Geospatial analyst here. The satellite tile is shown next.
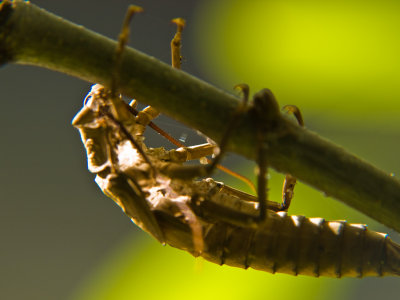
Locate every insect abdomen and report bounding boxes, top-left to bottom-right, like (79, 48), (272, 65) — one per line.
(200, 211), (400, 277)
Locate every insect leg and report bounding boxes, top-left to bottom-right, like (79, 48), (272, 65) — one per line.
(255, 128), (268, 221)
(171, 18), (186, 69)
(204, 84), (250, 174)
(102, 6), (164, 242)
(116, 17), (186, 140)
(190, 88), (285, 227)
(167, 143), (217, 162)
(109, 11), (184, 139)
(251, 89), (282, 222)
(165, 85), (247, 165)
(110, 5), (143, 104)
(171, 24), (256, 190)
(173, 83), (249, 175)
(129, 17), (186, 129)
(121, 18), (256, 191)
(117, 17), (186, 144)
(280, 105), (304, 211)
(159, 84), (249, 180)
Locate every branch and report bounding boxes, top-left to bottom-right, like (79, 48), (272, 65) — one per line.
(2, 0), (400, 231)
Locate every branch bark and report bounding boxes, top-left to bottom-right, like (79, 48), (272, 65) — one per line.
(2, 0), (400, 231)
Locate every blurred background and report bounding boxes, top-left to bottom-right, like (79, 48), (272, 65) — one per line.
(1, 0), (400, 299)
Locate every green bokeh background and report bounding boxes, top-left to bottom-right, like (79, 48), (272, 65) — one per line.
(72, 0), (400, 299)
(193, 0), (400, 122)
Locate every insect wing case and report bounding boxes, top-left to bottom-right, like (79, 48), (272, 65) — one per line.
(73, 85), (400, 278)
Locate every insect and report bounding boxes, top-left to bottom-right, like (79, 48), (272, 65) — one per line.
(72, 6), (400, 278)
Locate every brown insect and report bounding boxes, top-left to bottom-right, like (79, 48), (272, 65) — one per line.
(72, 5), (400, 278)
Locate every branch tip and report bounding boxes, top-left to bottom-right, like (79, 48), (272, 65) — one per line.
(0, 0), (16, 66)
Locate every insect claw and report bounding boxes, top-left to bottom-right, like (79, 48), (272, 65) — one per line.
(130, 5), (144, 13)
(171, 17), (186, 30)
(234, 83), (250, 104)
(282, 104), (304, 127)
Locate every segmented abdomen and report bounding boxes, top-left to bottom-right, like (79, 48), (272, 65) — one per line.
(198, 211), (400, 277)
(92, 167), (400, 278)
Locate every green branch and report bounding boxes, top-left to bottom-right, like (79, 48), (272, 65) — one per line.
(2, 0), (400, 231)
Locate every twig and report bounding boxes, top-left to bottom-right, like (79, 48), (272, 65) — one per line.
(1, 0), (400, 232)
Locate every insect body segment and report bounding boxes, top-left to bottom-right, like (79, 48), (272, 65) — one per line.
(193, 210), (400, 277)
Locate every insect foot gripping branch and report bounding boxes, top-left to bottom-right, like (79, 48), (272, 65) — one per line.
(72, 83), (400, 278)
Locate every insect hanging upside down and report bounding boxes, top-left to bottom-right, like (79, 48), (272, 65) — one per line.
(72, 5), (400, 278)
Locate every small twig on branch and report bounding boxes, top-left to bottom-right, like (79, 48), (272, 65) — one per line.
(1, 0), (400, 231)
